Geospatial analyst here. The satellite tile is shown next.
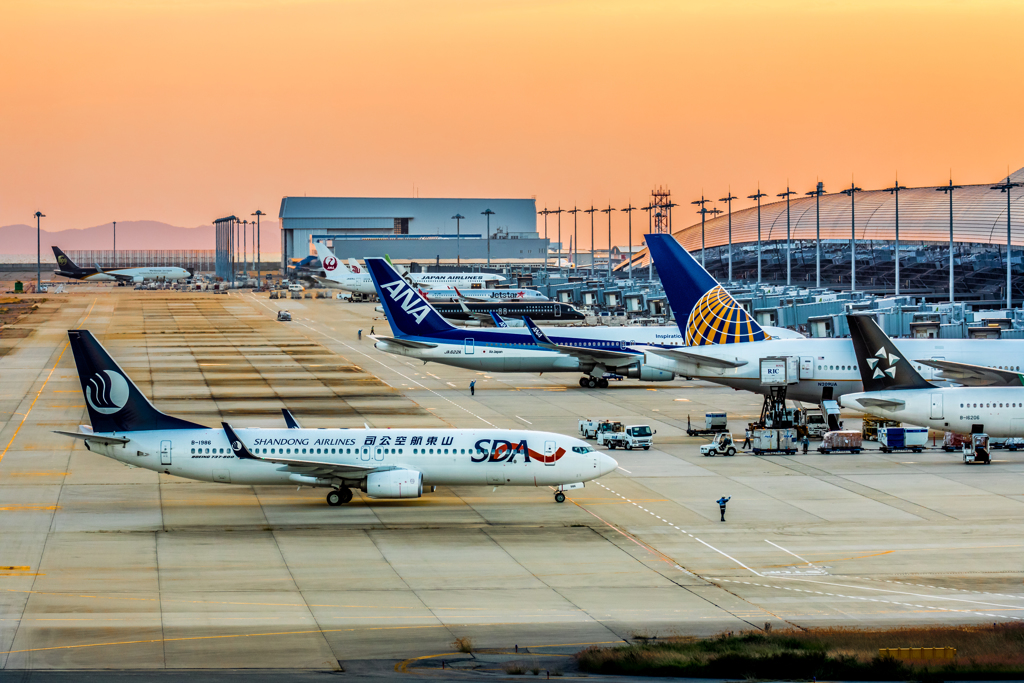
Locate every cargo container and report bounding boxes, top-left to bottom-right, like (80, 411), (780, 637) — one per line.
(942, 432), (970, 452)
(878, 427), (927, 453)
(818, 430), (862, 454)
(686, 412), (728, 436)
(752, 428), (797, 455)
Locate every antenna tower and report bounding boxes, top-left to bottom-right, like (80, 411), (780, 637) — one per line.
(651, 185), (672, 233)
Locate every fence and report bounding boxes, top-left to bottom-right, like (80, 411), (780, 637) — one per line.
(66, 250), (217, 271)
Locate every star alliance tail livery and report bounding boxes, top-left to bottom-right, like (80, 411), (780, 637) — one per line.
(58, 330), (616, 506)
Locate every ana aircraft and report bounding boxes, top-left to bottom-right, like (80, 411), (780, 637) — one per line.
(311, 242), (505, 295)
(637, 234), (1024, 402)
(52, 247), (190, 284)
(57, 330), (614, 506)
(841, 315), (1024, 437)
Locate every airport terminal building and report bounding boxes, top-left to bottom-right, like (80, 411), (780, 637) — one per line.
(278, 196), (548, 270)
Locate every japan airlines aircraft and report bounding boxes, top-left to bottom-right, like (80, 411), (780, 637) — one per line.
(637, 234), (1024, 402)
(57, 330), (614, 506)
(841, 315), (1024, 437)
(52, 247), (190, 283)
(311, 242), (505, 295)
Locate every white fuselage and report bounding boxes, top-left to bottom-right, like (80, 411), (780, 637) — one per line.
(74, 267), (190, 282)
(317, 271), (505, 295)
(424, 289), (549, 303)
(843, 387), (1024, 436)
(83, 427), (615, 489)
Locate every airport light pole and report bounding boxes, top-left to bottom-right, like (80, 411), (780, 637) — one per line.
(451, 213), (465, 265)
(747, 188), (767, 284)
(601, 205), (614, 278)
(539, 209), (549, 269)
(585, 205), (598, 277)
(621, 204), (637, 280)
(690, 196), (710, 268)
(112, 221), (116, 269)
(34, 211), (44, 290)
(550, 207), (564, 276)
(777, 187), (796, 286)
(567, 206), (580, 276)
(805, 182), (825, 289)
(935, 179), (961, 302)
(991, 176), (1022, 308)
(719, 192), (738, 281)
(482, 208), (495, 266)
(252, 210), (264, 280)
(706, 208), (723, 274)
(840, 183), (862, 292)
(242, 219), (249, 277)
(883, 179), (906, 296)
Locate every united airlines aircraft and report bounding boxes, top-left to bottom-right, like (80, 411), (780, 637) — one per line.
(57, 331), (615, 507)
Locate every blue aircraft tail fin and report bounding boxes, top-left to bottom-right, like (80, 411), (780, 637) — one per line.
(644, 234), (769, 345)
(364, 258), (456, 336)
(490, 312), (508, 327)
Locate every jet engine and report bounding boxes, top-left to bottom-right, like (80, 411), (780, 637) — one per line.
(624, 363), (675, 382)
(363, 469), (422, 498)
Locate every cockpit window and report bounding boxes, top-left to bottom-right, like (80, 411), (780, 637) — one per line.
(572, 446), (594, 454)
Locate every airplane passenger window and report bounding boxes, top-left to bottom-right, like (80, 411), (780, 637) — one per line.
(191, 448), (195, 454)
(399, 449), (403, 454)
(429, 448), (434, 454)
(444, 449), (449, 454)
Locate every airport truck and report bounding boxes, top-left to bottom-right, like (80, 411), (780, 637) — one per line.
(686, 412), (728, 437)
(602, 425), (654, 450)
(578, 418), (609, 440)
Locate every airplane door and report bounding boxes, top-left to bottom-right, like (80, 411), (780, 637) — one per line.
(464, 338), (475, 355)
(800, 357), (814, 379)
(160, 440), (172, 466)
(930, 393), (943, 419)
(544, 440), (557, 466)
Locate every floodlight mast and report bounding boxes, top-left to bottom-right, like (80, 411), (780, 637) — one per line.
(805, 183), (825, 289)
(252, 210), (265, 280)
(549, 207), (564, 276)
(690, 196), (711, 268)
(777, 187), (796, 285)
(991, 176), (1022, 309)
(839, 183), (862, 292)
(584, 205), (598, 277)
(747, 188), (767, 284)
(451, 213), (465, 265)
(539, 208), (550, 269)
(481, 208), (495, 266)
(935, 179), (961, 303)
(34, 211), (45, 289)
(719, 192), (738, 281)
(621, 204), (637, 280)
(600, 205), (614, 278)
(567, 206), (580, 276)
(882, 180), (906, 296)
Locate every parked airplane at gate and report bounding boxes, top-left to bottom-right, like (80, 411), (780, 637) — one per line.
(52, 247), (190, 284)
(841, 315), (1024, 437)
(638, 234), (1024, 402)
(57, 330), (614, 506)
(311, 242), (504, 294)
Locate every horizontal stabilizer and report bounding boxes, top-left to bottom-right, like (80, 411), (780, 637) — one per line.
(52, 430), (130, 445)
(373, 336), (437, 349)
(916, 359), (1024, 387)
(642, 347), (748, 369)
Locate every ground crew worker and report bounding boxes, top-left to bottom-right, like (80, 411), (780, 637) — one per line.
(470, 380), (476, 396)
(717, 496), (731, 522)
(802, 434), (810, 454)
(742, 427), (752, 450)
(358, 329), (362, 340)
(370, 326), (375, 336)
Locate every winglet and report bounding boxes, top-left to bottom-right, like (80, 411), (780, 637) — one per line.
(222, 422), (258, 460)
(281, 409), (301, 429)
(95, 263), (105, 274)
(522, 315), (555, 347)
(490, 312), (508, 328)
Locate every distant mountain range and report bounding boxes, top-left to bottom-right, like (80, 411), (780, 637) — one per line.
(0, 220), (279, 255)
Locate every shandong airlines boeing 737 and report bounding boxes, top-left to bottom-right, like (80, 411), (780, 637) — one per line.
(57, 331), (615, 506)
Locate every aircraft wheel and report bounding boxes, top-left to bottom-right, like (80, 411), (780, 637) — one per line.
(587, 378), (598, 388)
(326, 490), (343, 506)
(578, 377), (588, 388)
(598, 378), (609, 389)
(554, 492), (566, 503)
(338, 487), (353, 504)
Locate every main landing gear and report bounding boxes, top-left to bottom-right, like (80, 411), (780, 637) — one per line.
(326, 487), (353, 506)
(554, 491), (566, 503)
(578, 377), (609, 389)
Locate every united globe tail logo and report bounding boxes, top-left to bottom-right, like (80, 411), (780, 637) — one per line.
(85, 370), (130, 415)
(685, 286), (770, 345)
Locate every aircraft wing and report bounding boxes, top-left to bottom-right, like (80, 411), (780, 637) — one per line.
(521, 315), (638, 366)
(458, 302), (496, 324)
(916, 359), (1024, 386)
(95, 264), (134, 282)
(222, 423), (380, 477)
(641, 346), (749, 369)
(53, 429), (131, 445)
(371, 335), (437, 349)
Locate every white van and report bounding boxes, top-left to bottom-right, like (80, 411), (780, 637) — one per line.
(288, 282), (305, 292)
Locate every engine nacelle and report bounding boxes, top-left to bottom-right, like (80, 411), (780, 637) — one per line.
(363, 469), (422, 498)
(624, 363), (675, 382)
(133, 275), (144, 283)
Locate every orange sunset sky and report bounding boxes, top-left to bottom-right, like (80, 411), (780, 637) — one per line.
(2, 0), (1023, 242)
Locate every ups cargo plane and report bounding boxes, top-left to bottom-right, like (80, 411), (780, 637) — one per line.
(52, 247), (190, 283)
(57, 331), (615, 506)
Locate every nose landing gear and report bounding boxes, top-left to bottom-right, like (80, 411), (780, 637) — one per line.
(326, 487), (353, 506)
(554, 491), (566, 503)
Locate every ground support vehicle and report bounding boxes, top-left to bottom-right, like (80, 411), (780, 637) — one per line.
(1003, 438), (1024, 451)
(602, 425), (654, 450)
(878, 427), (927, 454)
(277, 310), (292, 322)
(700, 432), (737, 457)
(800, 408), (828, 439)
(752, 428), (797, 455)
(862, 415), (900, 441)
(964, 433), (991, 464)
(686, 412), (728, 437)
(942, 432), (970, 452)
(595, 421), (625, 446)
(578, 418), (609, 440)
(819, 430), (862, 454)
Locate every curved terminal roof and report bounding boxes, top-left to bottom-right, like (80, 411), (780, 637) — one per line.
(625, 168), (1024, 269)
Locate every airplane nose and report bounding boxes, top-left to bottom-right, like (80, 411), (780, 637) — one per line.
(600, 453), (617, 476)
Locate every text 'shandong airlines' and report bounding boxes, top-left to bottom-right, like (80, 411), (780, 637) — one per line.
(57, 330), (614, 506)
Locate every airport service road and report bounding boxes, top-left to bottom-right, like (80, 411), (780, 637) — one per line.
(0, 289), (1021, 674)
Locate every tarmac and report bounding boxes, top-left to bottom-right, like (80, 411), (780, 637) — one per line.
(1, 285), (1023, 677)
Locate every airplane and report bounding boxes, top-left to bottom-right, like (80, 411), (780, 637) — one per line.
(841, 315), (1024, 437)
(429, 286), (549, 303)
(637, 233), (1024, 402)
(52, 247), (190, 284)
(310, 241), (505, 295)
(56, 330), (617, 506)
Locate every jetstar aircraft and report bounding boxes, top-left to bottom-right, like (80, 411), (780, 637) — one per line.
(366, 256), (773, 388)
(56, 330), (616, 506)
(841, 314), (1024, 437)
(310, 241), (504, 295)
(636, 233), (1024, 402)
(52, 247), (190, 284)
